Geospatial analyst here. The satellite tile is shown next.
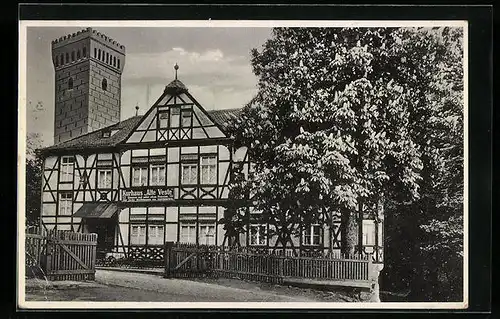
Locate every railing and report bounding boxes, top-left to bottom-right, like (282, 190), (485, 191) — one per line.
(164, 242), (375, 287)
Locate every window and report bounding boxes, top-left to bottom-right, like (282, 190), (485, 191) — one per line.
(77, 50), (81, 60)
(303, 225), (322, 246)
(106, 52), (109, 64)
(180, 224), (196, 243)
(83, 47), (87, 57)
(150, 164), (166, 186)
(200, 155), (216, 184)
(148, 225), (164, 245)
(68, 77), (74, 90)
(94, 48), (97, 58)
(199, 224), (215, 245)
(118, 59), (120, 69)
(249, 224), (267, 246)
(132, 166), (148, 186)
(55, 56), (59, 67)
(170, 107), (180, 128)
(60, 53), (64, 65)
(59, 192), (72, 216)
(60, 156), (74, 182)
(181, 162), (198, 185)
(158, 111), (169, 128)
(181, 109), (192, 127)
(102, 78), (108, 91)
(130, 225), (146, 245)
(98, 169), (112, 189)
(98, 49), (101, 60)
(102, 130), (111, 138)
(362, 220), (376, 246)
(113, 56), (116, 67)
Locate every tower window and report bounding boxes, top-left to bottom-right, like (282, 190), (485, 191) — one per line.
(55, 56), (59, 67)
(68, 77), (74, 90)
(71, 51), (75, 62)
(117, 59), (120, 69)
(61, 54), (64, 65)
(106, 52), (109, 64)
(94, 48), (97, 58)
(113, 56), (116, 67)
(98, 49), (101, 60)
(102, 78), (108, 91)
(83, 47), (87, 57)
(65, 53), (69, 64)
(77, 50), (81, 60)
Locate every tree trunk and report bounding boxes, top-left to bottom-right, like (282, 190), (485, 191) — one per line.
(340, 208), (358, 257)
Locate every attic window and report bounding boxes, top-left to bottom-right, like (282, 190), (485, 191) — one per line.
(102, 129), (118, 138)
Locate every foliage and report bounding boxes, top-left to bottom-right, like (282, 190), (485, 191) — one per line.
(26, 133), (43, 225)
(225, 27), (464, 301)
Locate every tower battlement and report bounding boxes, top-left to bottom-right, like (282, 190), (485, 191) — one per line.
(52, 27), (125, 54)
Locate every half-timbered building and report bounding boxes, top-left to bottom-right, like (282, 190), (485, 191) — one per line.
(38, 29), (384, 266)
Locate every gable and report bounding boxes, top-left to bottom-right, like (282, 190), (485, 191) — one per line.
(125, 81), (230, 144)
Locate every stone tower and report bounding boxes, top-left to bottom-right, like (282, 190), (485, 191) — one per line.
(51, 28), (126, 144)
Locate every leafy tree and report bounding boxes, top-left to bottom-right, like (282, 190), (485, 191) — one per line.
(26, 133), (43, 225)
(225, 27), (464, 301)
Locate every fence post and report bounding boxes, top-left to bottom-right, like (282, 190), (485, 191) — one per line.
(164, 241), (175, 278)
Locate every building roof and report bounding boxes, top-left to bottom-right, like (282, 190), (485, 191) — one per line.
(41, 108), (241, 153)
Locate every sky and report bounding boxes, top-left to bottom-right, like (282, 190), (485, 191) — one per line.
(25, 26), (273, 146)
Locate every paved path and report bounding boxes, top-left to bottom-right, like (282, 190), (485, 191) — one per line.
(93, 270), (315, 302)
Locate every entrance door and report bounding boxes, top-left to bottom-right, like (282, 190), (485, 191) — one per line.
(86, 218), (116, 259)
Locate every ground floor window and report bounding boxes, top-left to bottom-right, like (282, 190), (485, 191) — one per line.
(199, 224), (216, 245)
(180, 223), (196, 243)
(249, 224), (267, 246)
(130, 225), (146, 245)
(148, 225), (165, 245)
(303, 224), (322, 246)
(362, 220), (376, 246)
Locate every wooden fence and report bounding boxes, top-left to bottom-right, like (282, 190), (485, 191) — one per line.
(24, 227), (98, 281)
(164, 242), (374, 287)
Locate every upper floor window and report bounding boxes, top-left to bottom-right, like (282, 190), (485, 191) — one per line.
(180, 223), (196, 244)
(97, 169), (112, 189)
(132, 166), (148, 187)
(60, 53), (64, 65)
(181, 109), (192, 127)
(94, 48), (97, 58)
(77, 50), (81, 60)
(150, 164), (166, 186)
(68, 77), (74, 90)
(65, 53), (69, 64)
(181, 162), (197, 185)
(200, 155), (216, 184)
(55, 56), (59, 67)
(148, 225), (164, 245)
(249, 224), (267, 246)
(199, 224), (215, 245)
(98, 49), (102, 60)
(82, 47), (87, 57)
(117, 59), (120, 69)
(102, 78), (108, 91)
(58, 192), (72, 216)
(102, 130), (111, 138)
(60, 156), (74, 182)
(113, 56), (116, 67)
(71, 51), (75, 62)
(303, 224), (322, 246)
